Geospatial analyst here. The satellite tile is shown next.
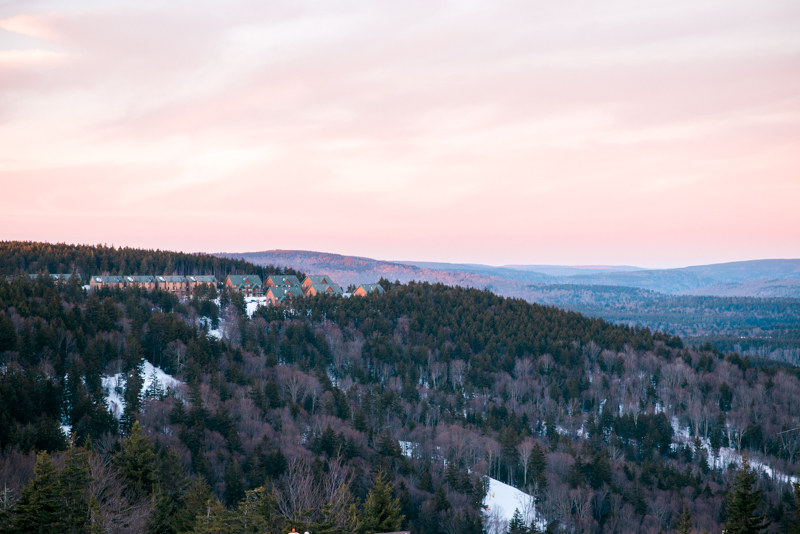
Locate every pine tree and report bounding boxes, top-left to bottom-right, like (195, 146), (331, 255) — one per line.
(629, 480), (647, 516)
(10, 452), (65, 534)
(724, 457), (769, 534)
(223, 457), (245, 507)
(377, 429), (401, 458)
(144, 368), (164, 400)
(353, 409), (368, 433)
(171, 479), (216, 534)
(508, 508), (530, 534)
(189, 497), (229, 534)
(527, 443), (547, 496)
(114, 420), (157, 498)
(358, 470), (403, 534)
(791, 483), (800, 534)
(58, 444), (91, 534)
(0, 312), (17, 352)
(677, 505), (692, 534)
(121, 360), (144, 433)
(86, 495), (106, 534)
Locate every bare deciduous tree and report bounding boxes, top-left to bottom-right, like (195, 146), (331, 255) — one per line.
(517, 437), (534, 488)
(275, 456), (353, 530)
(88, 453), (152, 534)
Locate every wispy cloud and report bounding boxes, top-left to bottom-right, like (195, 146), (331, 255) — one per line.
(0, 0), (798, 266)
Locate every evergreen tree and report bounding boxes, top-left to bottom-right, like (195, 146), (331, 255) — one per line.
(171, 479), (216, 534)
(114, 420), (157, 498)
(0, 312), (16, 353)
(508, 508), (530, 534)
(144, 368), (164, 400)
(228, 488), (273, 534)
(527, 443), (547, 495)
(147, 448), (190, 534)
(791, 483), (800, 534)
(9, 452), (65, 534)
(86, 495), (106, 534)
(629, 480), (647, 516)
(677, 505), (692, 534)
(358, 470), (403, 534)
(121, 360), (144, 433)
(189, 497), (229, 534)
(724, 457), (769, 534)
(377, 429), (401, 458)
(58, 444), (91, 534)
(353, 409), (368, 433)
(223, 458), (245, 507)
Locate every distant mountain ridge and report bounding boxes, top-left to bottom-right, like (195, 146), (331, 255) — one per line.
(216, 250), (800, 359)
(217, 250), (800, 298)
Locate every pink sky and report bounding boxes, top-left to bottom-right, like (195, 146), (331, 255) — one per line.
(1, 0), (799, 268)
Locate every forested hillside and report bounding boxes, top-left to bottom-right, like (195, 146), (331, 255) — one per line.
(0, 241), (303, 280)
(1, 244), (800, 533)
(224, 250), (800, 365)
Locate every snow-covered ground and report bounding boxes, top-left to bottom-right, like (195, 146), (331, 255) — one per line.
(670, 416), (798, 485)
(101, 361), (181, 419)
(245, 296), (266, 318)
(484, 477), (545, 530)
(397, 440), (544, 530)
(399, 440), (415, 458)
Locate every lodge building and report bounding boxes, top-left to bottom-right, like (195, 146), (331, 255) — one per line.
(85, 270), (384, 307)
(89, 274), (216, 292)
(353, 283), (385, 296)
(225, 275), (264, 296)
(125, 275), (157, 291)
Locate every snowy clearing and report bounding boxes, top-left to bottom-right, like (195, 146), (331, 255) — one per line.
(398, 440), (543, 529)
(245, 296), (266, 318)
(484, 477), (545, 531)
(101, 361), (181, 419)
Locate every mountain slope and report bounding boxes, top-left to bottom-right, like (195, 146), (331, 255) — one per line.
(3, 242), (800, 534)
(220, 250), (800, 297)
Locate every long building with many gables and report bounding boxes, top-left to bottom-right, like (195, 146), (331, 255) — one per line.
(83, 270), (383, 307)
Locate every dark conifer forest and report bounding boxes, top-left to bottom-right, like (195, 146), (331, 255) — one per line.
(1, 242), (799, 533)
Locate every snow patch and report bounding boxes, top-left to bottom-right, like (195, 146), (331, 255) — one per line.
(484, 477), (545, 531)
(669, 417), (798, 485)
(101, 361), (181, 419)
(399, 440), (415, 458)
(245, 296), (266, 318)
(397, 439), (546, 529)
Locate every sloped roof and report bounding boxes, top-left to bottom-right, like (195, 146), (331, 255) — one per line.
(304, 275), (333, 285)
(227, 275), (263, 287)
(157, 276), (188, 283)
(187, 275), (217, 283)
(92, 275), (125, 284)
(126, 275), (156, 284)
(356, 283), (385, 294)
(266, 286), (303, 299)
(267, 274), (301, 287)
(308, 283), (343, 295)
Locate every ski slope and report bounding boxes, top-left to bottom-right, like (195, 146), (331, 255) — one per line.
(484, 477), (545, 530)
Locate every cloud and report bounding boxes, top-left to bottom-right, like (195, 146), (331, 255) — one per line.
(0, 0), (799, 266)
(0, 13), (62, 41)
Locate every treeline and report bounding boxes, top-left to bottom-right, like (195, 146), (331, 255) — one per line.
(0, 241), (303, 280)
